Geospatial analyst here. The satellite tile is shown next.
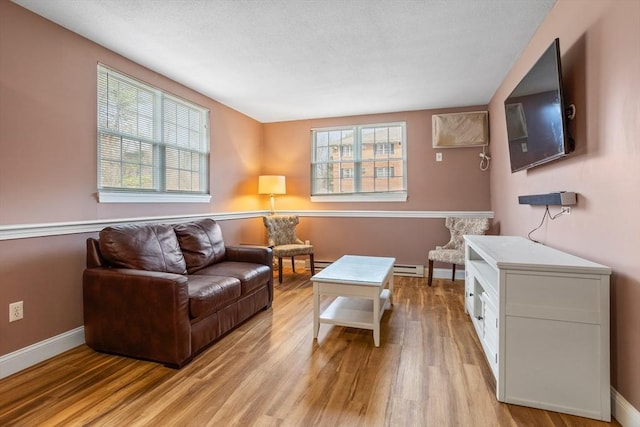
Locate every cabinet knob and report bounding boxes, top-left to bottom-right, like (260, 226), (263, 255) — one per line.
(469, 293), (474, 297)
(477, 316), (483, 320)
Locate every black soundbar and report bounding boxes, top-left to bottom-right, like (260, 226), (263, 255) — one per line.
(518, 192), (577, 206)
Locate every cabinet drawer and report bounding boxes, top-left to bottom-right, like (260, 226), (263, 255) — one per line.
(505, 272), (603, 324)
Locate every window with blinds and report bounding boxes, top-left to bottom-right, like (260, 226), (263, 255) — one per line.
(97, 64), (210, 202)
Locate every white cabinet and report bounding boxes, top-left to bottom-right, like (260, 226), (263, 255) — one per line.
(464, 235), (611, 421)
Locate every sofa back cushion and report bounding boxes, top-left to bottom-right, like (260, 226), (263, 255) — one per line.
(174, 219), (226, 274)
(99, 224), (187, 274)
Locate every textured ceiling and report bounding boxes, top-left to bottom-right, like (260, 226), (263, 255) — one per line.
(13, 0), (556, 123)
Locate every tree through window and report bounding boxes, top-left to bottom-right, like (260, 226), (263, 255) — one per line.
(97, 64), (210, 201)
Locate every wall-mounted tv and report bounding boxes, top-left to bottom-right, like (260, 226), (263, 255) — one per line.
(505, 38), (574, 173)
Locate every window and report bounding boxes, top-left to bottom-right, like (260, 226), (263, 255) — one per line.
(375, 143), (395, 155)
(311, 122), (406, 201)
(97, 64), (210, 202)
(341, 168), (354, 178)
(375, 166), (395, 178)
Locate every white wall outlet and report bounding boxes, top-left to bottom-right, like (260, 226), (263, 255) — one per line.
(436, 245), (442, 250)
(563, 207), (571, 215)
(9, 301), (23, 322)
(436, 152), (443, 162)
(304, 240), (310, 245)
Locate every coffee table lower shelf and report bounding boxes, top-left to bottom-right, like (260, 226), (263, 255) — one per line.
(317, 289), (391, 341)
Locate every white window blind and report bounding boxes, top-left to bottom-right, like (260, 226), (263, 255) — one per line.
(97, 64), (209, 201)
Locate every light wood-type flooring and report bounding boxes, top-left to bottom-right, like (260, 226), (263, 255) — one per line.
(0, 270), (620, 426)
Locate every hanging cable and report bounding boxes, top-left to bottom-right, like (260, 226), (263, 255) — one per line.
(528, 205), (571, 243)
(479, 145), (491, 171)
(528, 206), (550, 243)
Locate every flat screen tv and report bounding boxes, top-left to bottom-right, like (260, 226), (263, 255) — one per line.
(505, 38), (574, 173)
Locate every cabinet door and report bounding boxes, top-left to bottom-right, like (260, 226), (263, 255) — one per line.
(470, 292), (497, 379)
(482, 294), (499, 362)
(464, 270), (474, 314)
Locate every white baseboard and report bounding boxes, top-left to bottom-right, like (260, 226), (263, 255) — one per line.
(0, 326), (85, 379)
(432, 267), (466, 281)
(612, 386), (640, 427)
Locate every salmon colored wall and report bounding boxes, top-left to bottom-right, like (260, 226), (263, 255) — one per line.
(0, 2), (493, 364)
(262, 109), (492, 265)
(0, 2), (264, 355)
(291, 217), (459, 266)
(488, 0), (640, 411)
(0, 1), (263, 224)
(0, 235), (86, 352)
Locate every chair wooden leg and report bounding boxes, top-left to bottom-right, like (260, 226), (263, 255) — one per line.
(291, 256), (296, 273)
(428, 259), (434, 286)
(451, 263), (456, 281)
(278, 256), (283, 284)
(310, 253), (315, 275)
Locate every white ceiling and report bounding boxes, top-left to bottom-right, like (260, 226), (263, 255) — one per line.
(13, 0), (556, 123)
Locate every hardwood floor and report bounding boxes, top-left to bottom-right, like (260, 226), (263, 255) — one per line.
(0, 271), (619, 426)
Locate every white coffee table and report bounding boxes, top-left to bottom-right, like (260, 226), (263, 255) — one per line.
(312, 255), (395, 347)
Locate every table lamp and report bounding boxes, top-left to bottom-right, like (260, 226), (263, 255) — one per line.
(258, 175), (286, 214)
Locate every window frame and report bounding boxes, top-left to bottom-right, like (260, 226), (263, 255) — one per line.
(97, 64), (211, 203)
(310, 121), (407, 202)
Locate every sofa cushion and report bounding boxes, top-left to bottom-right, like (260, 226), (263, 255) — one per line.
(99, 224), (187, 274)
(174, 219), (227, 274)
(195, 262), (271, 295)
(187, 275), (241, 319)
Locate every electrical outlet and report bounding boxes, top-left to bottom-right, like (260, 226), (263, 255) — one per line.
(562, 207), (571, 215)
(436, 152), (443, 162)
(9, 301), (23, 322)
(436, 246), (442, 250)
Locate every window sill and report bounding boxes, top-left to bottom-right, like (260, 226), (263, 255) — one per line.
(310, 193), (407, 203)
(98, 191), (211, 204)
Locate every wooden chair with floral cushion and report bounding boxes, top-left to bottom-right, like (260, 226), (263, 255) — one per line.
(427, 217), (489, 286)
(263, 215), (315, 283)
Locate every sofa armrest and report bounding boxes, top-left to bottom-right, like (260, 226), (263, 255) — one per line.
(82, 267), (191, 367)
(225, 245), (273, 267)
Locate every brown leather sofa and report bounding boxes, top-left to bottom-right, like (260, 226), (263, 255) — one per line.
(82, 218), (273, 368)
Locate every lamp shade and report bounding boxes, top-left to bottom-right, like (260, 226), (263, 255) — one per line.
(258, 175), (286, 195)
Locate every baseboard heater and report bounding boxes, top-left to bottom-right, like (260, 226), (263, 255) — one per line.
(313, 261), (425, 278)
